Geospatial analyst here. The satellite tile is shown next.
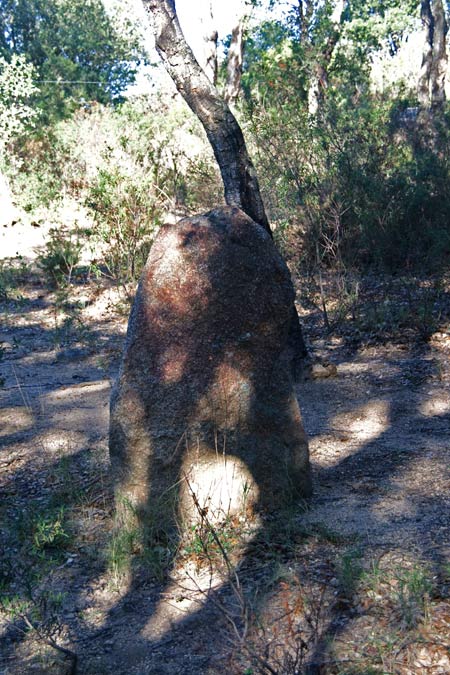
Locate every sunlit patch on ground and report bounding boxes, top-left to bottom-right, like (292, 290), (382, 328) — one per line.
(0, 406), (34, 437)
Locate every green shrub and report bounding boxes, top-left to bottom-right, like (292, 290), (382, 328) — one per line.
(32, 507), (71, 553)
(8, 96), (221, 284)
(247, 88), (450, 274)
(37, 227), (83, 286)
(86, 167), (159, 282)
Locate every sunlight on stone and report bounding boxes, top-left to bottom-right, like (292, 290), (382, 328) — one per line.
(159, 345), (188, 384)
(155, 229), (186, 279)
(195, 362), (254, 429)
(181, 451), (259, 524)
(0, 406), (34, 436)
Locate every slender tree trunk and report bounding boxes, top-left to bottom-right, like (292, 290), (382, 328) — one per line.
(199, 0), (218, 85)
(418, 0), (435, 106)
(307, 0), (346, 115)
(296, 0), (314, 44)
(307, 34), (339, 115)
(418, 0), (448, 109)
(430, 0), (448, 108)
(224, 14), (247, 105)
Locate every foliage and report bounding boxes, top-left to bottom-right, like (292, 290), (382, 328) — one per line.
(8, 94), (220, 283)
(32, 507), (71, 553)
(2, 0), (450, 288)
(0, 0), (146, 122)
(233, 1), (450, 273)
(37, 227), (83, 286)
(0, 53), (37, 156)
(245, 72), (450, 272)
(393, 564), (433, 628)
(0, 257), (27, 301)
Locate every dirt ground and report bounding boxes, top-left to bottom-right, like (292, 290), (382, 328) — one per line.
(1, 221), (449, 674)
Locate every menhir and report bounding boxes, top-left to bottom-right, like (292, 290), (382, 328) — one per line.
(109, 206), (312, 528)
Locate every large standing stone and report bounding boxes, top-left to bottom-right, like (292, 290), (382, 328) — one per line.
(109, 206), (311, 529)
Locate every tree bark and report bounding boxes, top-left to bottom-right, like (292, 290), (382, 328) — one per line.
(199, 0), (218, 85)
(224, 14), (246, 105)
(307, 0), (346, 115)
(143, 0), (270, 232)
(418, 0), (448, 109)
(430, 0), (448, 108)
(297, 0), (315, 44)
(418, 0), (435, 106)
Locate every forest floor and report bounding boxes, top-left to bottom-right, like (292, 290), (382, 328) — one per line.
(0, 220), (450, 674)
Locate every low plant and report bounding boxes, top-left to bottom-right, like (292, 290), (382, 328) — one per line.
(336, 548), (364, 599)
(392, 564), (432, 629)
(32, 507), (71, 554)
(0, 257), (27, 302)
(182, 515), (242, 571)
(107, 496), (178, 585)
(0, 587), (77, 674)
(37, 227), (83, 286)
(86, 168), (159, 283)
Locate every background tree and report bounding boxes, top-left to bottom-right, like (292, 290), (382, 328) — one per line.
(0, 0), (146, 122)
(418, 0), (448, 108)
(0, 53), (37, 224)
(238, 0), (450, 272)
(0, 53), (37, 155)
(198, 0), (218, 84)
(224, 5), (250, 104)
(2, 0), (449, 278)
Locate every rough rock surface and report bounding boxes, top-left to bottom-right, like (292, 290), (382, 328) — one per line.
(109, 206), (311, 527)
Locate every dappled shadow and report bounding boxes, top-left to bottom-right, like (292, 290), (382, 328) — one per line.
(83, 336), (449, 673)
(1, 243), (449, 672)
(0, 280), (127, 667)
(102, 207), (311, 668)
(298, 344), (450, 669)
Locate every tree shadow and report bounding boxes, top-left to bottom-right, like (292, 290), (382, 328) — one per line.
(80, 216), (448, 672)
(102, 207), (312, 669)
(0, 289), (125, 669)
(299, 344), (450, 670)
(2, 225), (449, 673)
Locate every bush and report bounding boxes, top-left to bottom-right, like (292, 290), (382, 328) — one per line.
(7, 94), (222, 283)
(37, 227), (83, 286)
(86, 167), (159, 282)
(246, 86), (450, 274)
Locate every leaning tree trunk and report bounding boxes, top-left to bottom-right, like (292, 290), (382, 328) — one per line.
(144, 0), (270, 232)
(143, 0), (309, 371)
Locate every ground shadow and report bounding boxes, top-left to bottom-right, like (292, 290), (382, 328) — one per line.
(299, 344), (450, 670)
(1, 246), (449, 673)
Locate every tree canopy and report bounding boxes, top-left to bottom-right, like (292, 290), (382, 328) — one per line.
(0, 0), (146, 121)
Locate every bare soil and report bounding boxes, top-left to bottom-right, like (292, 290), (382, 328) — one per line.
(1, 226), (449, 674)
